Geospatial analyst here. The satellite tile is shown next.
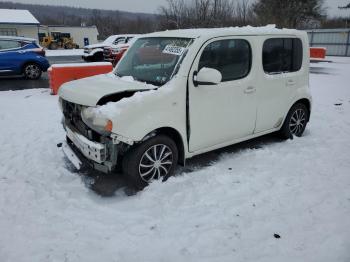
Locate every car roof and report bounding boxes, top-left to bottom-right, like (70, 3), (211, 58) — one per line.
(143, 25), (306, 39)
(110, 34), (140, 38)
(0, 35), (36, 42)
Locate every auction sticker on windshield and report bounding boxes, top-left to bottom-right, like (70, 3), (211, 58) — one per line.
(163, 45), (185, 56)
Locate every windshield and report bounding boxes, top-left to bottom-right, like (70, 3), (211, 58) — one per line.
(115, 37), (193, 86)
(104, 35), (117, 45)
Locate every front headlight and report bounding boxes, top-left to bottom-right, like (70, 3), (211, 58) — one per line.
(81, 107), (113, 134)
(111, 47), (121, 55)
(84, 48), (92, 53)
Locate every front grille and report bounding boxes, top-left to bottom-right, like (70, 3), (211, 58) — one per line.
(62, 100), (101, 142)
(103, 48), (112, 58)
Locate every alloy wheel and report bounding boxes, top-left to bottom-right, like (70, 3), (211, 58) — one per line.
(138, 144), (173, 182)
(25, 64), (40, 79)
(289, 108), (306, 136)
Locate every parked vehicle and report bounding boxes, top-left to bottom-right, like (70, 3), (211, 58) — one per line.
(83, 34), (137, 62)
(59, 26), (312, 189)
(103, 43), (130, 66)
(0, 36), (50, 79)
(39, 32), (79, 50)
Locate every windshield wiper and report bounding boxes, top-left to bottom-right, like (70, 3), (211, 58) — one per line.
(142, 80), (162, 86)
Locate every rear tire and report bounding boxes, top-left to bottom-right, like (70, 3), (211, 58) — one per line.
(280, 103), (309, 139)
(122, 135), (178, 190)
(23, 63), (42, 80)
(49, 42), (58, 50)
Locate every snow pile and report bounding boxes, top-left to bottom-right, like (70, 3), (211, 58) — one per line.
(49, 62), (112, 69)
(0, 9), (39, 24)
(45, 49), (84, 57)
(90, 75), (164, 119)
(0, 57), (350, 262)
(149, 24), (305, 39)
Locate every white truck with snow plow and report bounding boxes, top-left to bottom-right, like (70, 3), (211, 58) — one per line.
(59, 26), (312, 189)
(83, 34), (138, 62)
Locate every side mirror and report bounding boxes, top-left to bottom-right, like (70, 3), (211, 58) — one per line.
(193, 67), (222, 87)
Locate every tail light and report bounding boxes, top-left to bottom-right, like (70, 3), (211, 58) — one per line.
(34, 48), (46, 57)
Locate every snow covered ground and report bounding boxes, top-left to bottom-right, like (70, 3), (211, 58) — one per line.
(0, 57), (350, 262)
(45, 49), (84, 57)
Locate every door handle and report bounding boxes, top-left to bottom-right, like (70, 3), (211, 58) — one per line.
(244, 86), (256, 94)
(286, 80), (296, 86)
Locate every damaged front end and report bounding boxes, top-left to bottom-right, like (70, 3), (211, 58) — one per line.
(60, 98), (131, 174)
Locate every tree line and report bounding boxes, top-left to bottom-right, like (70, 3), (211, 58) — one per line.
(0, 0), (349, 39)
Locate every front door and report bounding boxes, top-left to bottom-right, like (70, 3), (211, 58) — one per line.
(188, 36), (257, 152)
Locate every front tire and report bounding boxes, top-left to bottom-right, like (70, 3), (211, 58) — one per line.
(280, 103), (309, 139)
(122, 135), (178, 190)
(23, 63), (42, 80)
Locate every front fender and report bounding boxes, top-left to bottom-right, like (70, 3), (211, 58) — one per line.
(93, 78), (187, 144)
(112, 88), (187, 142)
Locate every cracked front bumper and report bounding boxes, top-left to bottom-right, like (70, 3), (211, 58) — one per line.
(66, 126), (106, 164)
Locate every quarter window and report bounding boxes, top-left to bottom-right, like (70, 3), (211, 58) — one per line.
(199, 39), (251, 82)
(263, 38), (303, 74)
(114, 37), (126, 45)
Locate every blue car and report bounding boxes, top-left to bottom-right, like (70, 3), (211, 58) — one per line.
(0, 36), (50, 80)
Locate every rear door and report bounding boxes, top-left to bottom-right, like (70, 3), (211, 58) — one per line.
(0, 39), (22, 72)
(188, 36), (258, 152)
(255, 37), (304, 132)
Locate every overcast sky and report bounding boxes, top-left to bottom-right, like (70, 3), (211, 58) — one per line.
(9, 0), (350, 17)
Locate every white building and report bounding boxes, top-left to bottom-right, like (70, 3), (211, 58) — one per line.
(0, 8), (99, 48)
(39, 25), (99, 47)
(0, 9), (40, 39)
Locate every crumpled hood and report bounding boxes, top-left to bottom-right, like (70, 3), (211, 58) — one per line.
(58, 74), (156, 106)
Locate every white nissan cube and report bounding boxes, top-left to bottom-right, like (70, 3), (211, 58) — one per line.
(59, 26), (312, 189)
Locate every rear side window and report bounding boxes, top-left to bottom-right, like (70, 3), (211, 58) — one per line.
(0, 40), (21, 50)
(199, 39), (251, 82)
(263, 38), (303, 74)
(114, 37), (126, 45)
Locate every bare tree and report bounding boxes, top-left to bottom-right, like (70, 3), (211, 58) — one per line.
(339, 3), (350, 9)
(253, 0), (325, 29)
(234, 0), (255, 26)
(159, 0), (255, 29)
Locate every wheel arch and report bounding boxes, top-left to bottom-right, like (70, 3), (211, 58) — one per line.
(144, 127), (186, 166)
(21, 60), (43, 73)
(291, 98), (311, 121)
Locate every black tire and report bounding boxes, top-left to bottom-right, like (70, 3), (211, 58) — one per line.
(280, 103), (309, 139)
(122, 135), (178, 190)
(49, 42), (58, 50)
(93, 52), (104, 62)
(23, 63), (42, 80)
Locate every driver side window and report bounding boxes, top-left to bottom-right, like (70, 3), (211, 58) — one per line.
(199, 39), (251, 82)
